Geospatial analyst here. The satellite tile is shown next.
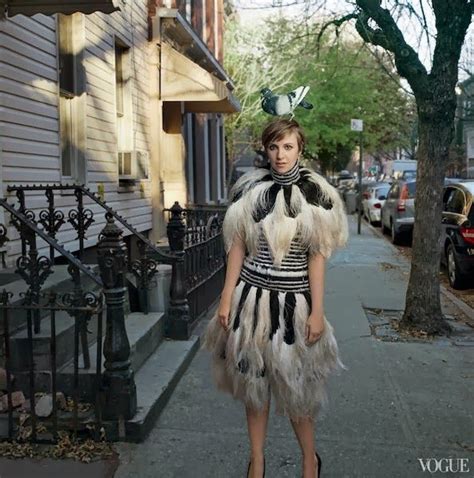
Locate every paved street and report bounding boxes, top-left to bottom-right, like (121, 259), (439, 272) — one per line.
(114, 215), (474, 478)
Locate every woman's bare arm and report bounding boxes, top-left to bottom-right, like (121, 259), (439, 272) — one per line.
(308, 252), (325, 314)
(306, 252), (326, 343)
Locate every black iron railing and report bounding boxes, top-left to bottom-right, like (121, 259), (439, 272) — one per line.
(165, 202), (226, 333)
(0, 188), (228, 442)
(0, 201), (137, 440)
(0, 290), (103, 443)
(3, 185), (227, 340)
(0, 197), (102, 351)
(6, 185), (227, 340)
(6, 184), (176, 316)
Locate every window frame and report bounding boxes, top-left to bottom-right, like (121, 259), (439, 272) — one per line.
(57, 13), (87, 185)
(445, 187), (466, 215)
(114, 37), (134, 189)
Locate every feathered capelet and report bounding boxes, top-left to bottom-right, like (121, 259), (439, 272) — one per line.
(222, 166), (349, 265)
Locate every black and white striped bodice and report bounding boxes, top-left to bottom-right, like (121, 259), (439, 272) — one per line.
(240, 231), (310, 293)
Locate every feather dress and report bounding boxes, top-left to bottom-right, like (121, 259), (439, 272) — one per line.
(203, 162), (349, 420)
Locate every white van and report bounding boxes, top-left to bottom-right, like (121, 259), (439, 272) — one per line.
(385, 159), (417, 179)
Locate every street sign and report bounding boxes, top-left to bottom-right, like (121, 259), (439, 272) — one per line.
(351, 119), (364, 132)
(351, 118), (364, 235)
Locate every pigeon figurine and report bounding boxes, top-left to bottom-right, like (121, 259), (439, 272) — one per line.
(260, 86), (313, 118)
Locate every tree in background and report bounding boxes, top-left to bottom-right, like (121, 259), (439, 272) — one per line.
(224, 11), (415, 180)
(341, 0), (472, 335)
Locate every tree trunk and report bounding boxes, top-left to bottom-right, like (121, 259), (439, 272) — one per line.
(399, 96), (454, 334)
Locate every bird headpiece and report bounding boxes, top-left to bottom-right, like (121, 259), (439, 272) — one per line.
(260, 86), (313, 119)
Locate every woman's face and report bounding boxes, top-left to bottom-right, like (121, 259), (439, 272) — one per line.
(266, 132), (300, 174)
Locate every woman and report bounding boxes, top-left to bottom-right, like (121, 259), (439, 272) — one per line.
(203, 119), (348, 478)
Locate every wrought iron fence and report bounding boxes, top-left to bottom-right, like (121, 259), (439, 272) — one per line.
(5, 184), (176, 317)
(0, 184), (226, 344)
(0, 290), (104, 443)
(165, 203), (226, 332)
(0, 203), (137, 440)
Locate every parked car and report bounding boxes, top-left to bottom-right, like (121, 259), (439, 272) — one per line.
(381, 179), (416, 244)
(444, 177), (467, 185)
(352, 180), (377, 212)
(362, 183), (391, 224)
(440, 181), (474, 289)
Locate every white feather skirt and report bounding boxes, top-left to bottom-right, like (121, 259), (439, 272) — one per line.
(202, 279), (346, 421)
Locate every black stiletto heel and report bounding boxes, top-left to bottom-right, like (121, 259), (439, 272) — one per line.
(246, 458), (265, 478)
(315, 451), (322, 477)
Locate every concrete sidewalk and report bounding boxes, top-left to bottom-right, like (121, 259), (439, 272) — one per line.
(114, 216), (474, 478)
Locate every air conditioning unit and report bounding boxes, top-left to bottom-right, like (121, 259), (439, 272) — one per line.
(118, 150), (149, 181)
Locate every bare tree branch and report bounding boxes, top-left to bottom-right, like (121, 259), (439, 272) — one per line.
(418, 0), (433, 63)
(354, 0), (429, 96)
(360, 42), (415, 96)
(316, 12), (358, 56)
(430, 0), (472, 79)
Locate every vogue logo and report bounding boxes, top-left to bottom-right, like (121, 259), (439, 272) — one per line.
(418, 458), (470, 473)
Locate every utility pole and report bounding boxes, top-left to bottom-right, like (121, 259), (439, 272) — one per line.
(351, 119), (364, 234)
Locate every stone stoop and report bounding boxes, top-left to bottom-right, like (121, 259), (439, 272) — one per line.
(105, 334), (200, 442)
(54, 311), (201, 443)
(1, 265), (202, 444)
(8, 310), (95, 372)
(55, 312), (166, 400)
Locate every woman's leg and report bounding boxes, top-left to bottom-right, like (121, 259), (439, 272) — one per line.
(245, 399), (270, 477)
(290, 417), (319, 478)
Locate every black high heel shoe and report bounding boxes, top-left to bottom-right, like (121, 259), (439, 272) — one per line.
(246, 458), (265, 477)
(315, 451), (322, 477)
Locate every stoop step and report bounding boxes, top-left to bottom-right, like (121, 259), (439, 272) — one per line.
(55, 312), (166, 400)
(105, 334), (200, 442)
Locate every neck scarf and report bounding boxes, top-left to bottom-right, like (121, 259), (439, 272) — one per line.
(270, 162), (300, 185)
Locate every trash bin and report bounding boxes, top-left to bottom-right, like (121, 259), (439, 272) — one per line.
(344, 190), (357, 214)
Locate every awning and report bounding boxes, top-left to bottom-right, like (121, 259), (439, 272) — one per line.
(161, 42), (240, 114)
(1, 0), (125, 18)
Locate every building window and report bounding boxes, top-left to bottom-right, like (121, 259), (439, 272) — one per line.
(207, 117), (214, 201)
(218, 118), (225, 200)
(185, 0), (192, 23)
(59, 98), (74, 177)
(183, 113), (196, 203)
(115, 41), (133, 180)
(58, 13), (86, 183)
(115, 45), (125, 118)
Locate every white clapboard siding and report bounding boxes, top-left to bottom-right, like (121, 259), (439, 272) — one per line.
(0, 11), (59, 221)
(0, 2), (153, 266)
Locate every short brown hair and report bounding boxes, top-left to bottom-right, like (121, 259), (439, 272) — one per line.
(261, 119), (306, 153)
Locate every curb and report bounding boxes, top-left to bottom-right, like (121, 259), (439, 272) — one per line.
(440, 285), (474, 324)
(353, 214), (474, 324)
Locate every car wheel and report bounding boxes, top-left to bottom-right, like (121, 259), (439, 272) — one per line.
(447, 244), (468, 290)
(391, 221), (403, 245)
